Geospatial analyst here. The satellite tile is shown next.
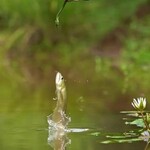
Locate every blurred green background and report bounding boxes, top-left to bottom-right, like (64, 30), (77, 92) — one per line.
(0, 0), (150, 149)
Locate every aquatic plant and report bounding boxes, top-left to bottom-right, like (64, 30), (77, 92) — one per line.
(132, 97), (146, 111)
(100, 97), (150, 150)
(131, 97), (150, 130)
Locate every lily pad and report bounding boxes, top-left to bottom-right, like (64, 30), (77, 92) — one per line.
(125, 118), (145, 128)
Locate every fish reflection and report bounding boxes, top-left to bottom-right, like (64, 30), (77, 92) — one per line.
(47, 122), (71, 150)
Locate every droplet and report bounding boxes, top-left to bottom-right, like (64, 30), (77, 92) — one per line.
(53, 97), (57, 101)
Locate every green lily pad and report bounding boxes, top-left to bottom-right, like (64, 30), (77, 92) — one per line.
(125, 119), (145, 128)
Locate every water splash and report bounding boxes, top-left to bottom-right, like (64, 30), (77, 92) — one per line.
(47, 72), (89, 150)
(47, 112), (71, 130)
(47, 112), (71, 150)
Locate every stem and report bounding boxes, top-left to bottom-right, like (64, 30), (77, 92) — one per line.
(55, 0), (68, 26)
(55, 0), (89, 26)
(140, 111), (149, 130)
(144, 141), (150, 150)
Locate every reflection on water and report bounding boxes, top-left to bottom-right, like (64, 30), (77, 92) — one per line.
(47, 112), (71, 150)
(47, 113), (89, 150)
(48, 126), (71, 150)
(0, 71), (149, 150)
(0, 112), (147, 150)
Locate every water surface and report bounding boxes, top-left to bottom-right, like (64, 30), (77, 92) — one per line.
(0, 109), (147, 150)
(0, 72), (149, 150)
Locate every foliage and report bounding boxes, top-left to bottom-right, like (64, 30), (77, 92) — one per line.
(100, 98), (150, 148)
(0, 2), (150, 150)
(0, 0), (150, 111)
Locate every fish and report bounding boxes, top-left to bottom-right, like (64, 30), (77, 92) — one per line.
(52, 72), (67, 124)
(55, 72), (67, 112)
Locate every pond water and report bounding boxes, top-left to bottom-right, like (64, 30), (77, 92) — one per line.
(0, 105), (148, 150)
(0, 71), (149, 150)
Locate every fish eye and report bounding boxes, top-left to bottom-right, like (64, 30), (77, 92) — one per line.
(61, 77), (63, 80)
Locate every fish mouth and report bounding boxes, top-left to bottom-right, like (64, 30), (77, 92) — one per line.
(55, 72), (63, 85)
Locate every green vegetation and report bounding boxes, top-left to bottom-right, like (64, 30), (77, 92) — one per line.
(1, 2), (150, 150)
(0, 0), (150, 113)
(100, 98), (150, 150)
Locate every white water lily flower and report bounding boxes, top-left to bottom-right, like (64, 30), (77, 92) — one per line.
(131, 97), (146, 110)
